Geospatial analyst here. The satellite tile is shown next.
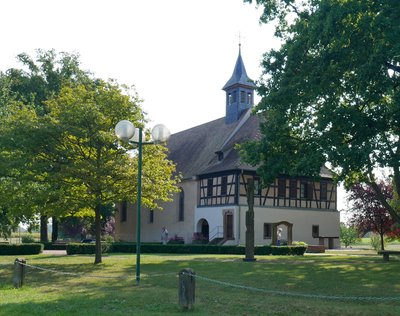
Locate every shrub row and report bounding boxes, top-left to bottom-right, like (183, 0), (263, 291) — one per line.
(66, 243), (96, 255)
(42, 242), (68, 250)
(66, 242), (307, 256)
(0, 243), (43, 255)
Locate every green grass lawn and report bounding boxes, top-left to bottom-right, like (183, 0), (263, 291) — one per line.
(1, 252), (399, 315)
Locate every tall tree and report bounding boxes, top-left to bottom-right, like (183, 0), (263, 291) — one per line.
(242, 0), (400, 222)
(1, 81), (180, 263)
(348, 181), (395, 250)
(0, 49), (90, 241)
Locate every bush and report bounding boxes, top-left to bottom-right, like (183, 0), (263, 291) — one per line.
(0, 243), (43, 255)
(340, 223), (359, 247)
(66, 243), (96, 255)
(370, 234), (386, 250)
(21, 234), (36, 243)
(66, 242), (114, 255)
(107, 243), (306, 256)
(42, 242), (68, 250)
(292, 241), (308, 247)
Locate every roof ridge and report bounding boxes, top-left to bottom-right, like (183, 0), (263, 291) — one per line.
(220, 109), (252, 150)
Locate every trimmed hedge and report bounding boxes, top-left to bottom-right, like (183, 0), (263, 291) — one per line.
(66, 243), (96, 255)
(110, 243), (306, 256)
(0, 243), (43, 255)
(42, 242), (68, 250)
(65, 242), (307, 256)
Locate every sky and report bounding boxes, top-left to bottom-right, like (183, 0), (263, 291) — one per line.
(0, 0), (347, 214)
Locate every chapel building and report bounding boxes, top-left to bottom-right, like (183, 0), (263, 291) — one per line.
(114, 47), (340, 248)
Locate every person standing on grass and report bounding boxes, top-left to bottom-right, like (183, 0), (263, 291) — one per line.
(161, 226), (169, 245)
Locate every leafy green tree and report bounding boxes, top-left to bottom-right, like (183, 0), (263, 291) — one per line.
(1, 81), (179, 263)
(340, 222), (359, 248)
(0, 208), (20, 239)
(242, 0), (400, 222)
(0, 49), (90, 241)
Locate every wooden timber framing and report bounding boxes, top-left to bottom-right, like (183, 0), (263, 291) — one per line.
(198, 171), (336, 210)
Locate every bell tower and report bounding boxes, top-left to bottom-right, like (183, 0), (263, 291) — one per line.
(222, 45), (256, 124)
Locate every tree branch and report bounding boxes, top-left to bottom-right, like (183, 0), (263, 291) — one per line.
(386, 61), (400, 74)
(367, 180), (400, 223)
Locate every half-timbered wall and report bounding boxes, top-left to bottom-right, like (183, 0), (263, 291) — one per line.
(199, 173), (237, 206)
(199, 172), (336, 210)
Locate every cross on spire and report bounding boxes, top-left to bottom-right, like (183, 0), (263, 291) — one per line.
(237, 32), (245, 53)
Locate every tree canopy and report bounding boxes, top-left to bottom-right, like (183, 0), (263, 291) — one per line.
(348, 181), (395, 250)
(242, 0), (400, 222)
(0, 50), (180, 263)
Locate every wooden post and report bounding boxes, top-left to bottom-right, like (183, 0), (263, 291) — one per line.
(179, 268), (195, 310)
(13, 258), (26, 288)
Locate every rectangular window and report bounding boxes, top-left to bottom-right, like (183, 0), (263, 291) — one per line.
(179, 190), (184, 221)
(300, 182), (307, 198)
(289, 179), (297, 198)
(121, 200), (127, 222)
(247, 93), (251, 104)
(264, 223), (272, 239)
(320, 181), (327, 201)
(149, 210), (154, 223)
(240, 91), (245, 103)
(278, 178), (286, 197)
(228, 93), (232, 105)
(308, 183), (314, 200)
(221, 176), (228, 195)
(312, 225), (319, 238)
(207, 178), (213, 197)
(232, 91), (237, 103)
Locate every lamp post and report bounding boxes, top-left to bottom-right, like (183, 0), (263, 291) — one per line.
(115, 120), (170, 285)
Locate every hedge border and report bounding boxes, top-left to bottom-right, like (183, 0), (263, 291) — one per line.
(66, 242), (307, 256)
(0, 243), (44, 255)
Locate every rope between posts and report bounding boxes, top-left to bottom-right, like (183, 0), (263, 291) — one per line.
(182, 272), (400, 303)
(18, 261), (176, 280)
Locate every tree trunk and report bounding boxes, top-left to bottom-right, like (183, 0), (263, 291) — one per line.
(94, 204), (102, 264)
(244, 178), (256, 261)
(51, 217), (58, 242)
(380, 232), (385, 251)
(40, 215), (48, 243)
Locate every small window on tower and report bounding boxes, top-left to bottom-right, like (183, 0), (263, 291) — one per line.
(240, 91), (245, 103)
(232, 91), (237, 102)
(247, 93), (251, 104)
(228, 94), (232, 105)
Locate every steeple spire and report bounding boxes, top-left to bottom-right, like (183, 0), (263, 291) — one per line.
(222, 45), (256, 124)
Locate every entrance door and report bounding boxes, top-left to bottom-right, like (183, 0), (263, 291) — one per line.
(201, 220), (209, 240)
(224, 211), (234, 239)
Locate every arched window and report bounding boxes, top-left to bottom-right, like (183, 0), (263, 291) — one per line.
(179, 188), (184, 221)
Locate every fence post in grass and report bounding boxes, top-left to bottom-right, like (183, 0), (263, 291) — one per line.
(179, 268), (195, 310)
(13, 258), (26, 288)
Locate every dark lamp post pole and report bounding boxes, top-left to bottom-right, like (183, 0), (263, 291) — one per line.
(115, 120), (170, 285)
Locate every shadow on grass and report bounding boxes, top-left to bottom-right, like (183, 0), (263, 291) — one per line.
(1, 253), (400, 315)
